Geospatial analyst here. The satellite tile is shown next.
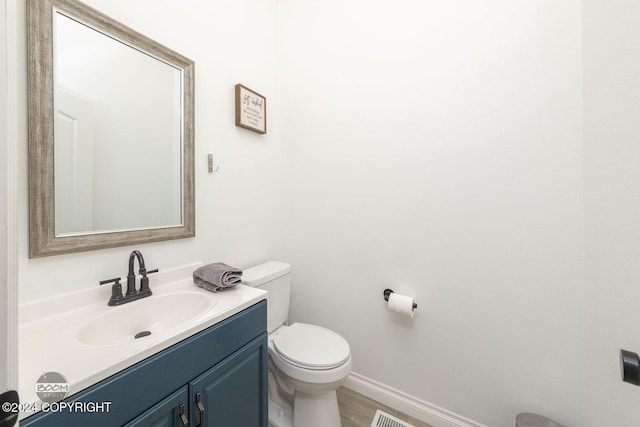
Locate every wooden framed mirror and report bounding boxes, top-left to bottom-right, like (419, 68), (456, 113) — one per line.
(27, 0), (195, 258)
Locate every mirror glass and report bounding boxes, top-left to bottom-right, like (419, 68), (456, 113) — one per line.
(54, 12), (183, 235)
(28, 0), (195, 257)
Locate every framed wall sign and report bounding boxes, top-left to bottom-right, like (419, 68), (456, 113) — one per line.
(235, 84), (266, 134)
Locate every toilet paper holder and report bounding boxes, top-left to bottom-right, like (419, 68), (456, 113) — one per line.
(383, 288), (417, 309)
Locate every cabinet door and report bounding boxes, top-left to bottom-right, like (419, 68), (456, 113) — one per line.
(124, 386), (189, 427)
(190, 333), (268, 427)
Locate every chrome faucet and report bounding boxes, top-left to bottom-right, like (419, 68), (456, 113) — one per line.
(99, 250), (158, 306)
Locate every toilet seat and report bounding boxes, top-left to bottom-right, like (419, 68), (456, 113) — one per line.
(273, 323), (350, 370)
(268, 323), (353, 385)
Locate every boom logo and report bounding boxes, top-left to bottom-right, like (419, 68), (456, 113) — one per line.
(35, 371), (69, 403)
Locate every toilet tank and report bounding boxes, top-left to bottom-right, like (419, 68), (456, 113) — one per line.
(241, 261), (291, 333)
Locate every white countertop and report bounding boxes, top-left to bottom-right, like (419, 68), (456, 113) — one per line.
(18, 264), (265, 419)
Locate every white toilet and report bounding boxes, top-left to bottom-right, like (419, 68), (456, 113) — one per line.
(242, 261), (352, 427)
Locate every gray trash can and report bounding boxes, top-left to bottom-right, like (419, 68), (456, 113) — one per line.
(515, 413), (565, 427)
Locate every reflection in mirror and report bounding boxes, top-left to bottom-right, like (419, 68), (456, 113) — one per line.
(27, 0), (195, 257)
(54, 12), (182, 235)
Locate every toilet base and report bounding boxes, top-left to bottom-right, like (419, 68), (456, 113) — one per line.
(268, 390), (341, 427)
(293, 390), (341, 427)
(269, 399), (293, 427)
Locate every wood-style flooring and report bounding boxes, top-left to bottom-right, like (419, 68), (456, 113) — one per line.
(337, 387), (434, 427)
(269, 386), (434, 427)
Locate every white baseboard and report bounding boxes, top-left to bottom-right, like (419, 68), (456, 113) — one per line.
(343, 372), (486, 427)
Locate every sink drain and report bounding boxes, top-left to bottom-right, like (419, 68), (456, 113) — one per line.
(134, 331), (151, 339)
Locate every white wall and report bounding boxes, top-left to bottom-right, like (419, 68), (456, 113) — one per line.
(583, 1), (640, 425)
(1, 0), (9, 392)
(2, 0), (20, 395)
(279, 2), (584, 426)
(19, 0), (284, 303)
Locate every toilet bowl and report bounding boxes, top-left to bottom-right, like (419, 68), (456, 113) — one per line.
(242, 262), (352, 427)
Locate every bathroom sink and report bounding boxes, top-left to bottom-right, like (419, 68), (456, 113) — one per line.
(19, 269), (267, 413)
(77, 291), (216, 346)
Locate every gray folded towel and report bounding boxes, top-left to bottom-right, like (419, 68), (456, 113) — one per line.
(193, 262), (242, 292)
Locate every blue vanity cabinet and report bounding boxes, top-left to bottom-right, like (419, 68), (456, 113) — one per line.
(20, 301), (267, 427)
(125, 335), (268, 427)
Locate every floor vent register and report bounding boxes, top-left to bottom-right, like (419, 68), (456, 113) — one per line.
(371, 409), (415, 427)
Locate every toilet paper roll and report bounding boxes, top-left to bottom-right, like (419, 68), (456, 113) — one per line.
(387, 292), (415, 318)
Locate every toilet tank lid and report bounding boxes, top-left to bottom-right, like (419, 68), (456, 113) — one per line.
(241, 261), (291, 287)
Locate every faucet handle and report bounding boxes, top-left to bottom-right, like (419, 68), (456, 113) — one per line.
(139, 268), (158, 295)
(99, 277), (123, 306)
